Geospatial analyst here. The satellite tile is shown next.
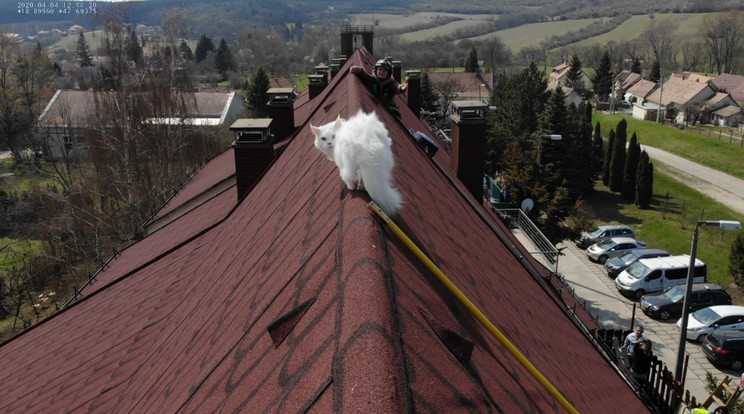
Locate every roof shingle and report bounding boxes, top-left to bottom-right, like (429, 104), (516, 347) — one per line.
(0, 47), (646, 413)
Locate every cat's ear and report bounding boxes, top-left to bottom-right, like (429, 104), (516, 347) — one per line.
(310, 124), (320, 135)
(335, 114), (343, 128)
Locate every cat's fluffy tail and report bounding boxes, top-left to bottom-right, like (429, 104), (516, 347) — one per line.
(360, 163), (402, 216)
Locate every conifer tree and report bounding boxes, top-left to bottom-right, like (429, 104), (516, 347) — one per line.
(649, 60), (661, 83)
(126, 28), (143, 68)
(420, 72), (439, 113)
(609, 119), (627, 192)
(214, 37), (233, 80)
(621, 133), (641, 200)
(194, 34), (214, 63)
(566, 54), (584, 90)
(76, 33), (93, 67)
(179, 40), (193, 61)
(635, 150), (653, 208)
(247, 66), (270, 116)
(592, 122), (604, 177)
(631, 57), (642, 74)
(729, 233), (744, 286)
(602, 129), (615, 186)
(591, 50), (613, 102)
(464, 44), (479, 72)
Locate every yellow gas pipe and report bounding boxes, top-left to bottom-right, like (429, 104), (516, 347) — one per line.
(368, 201), (579, 414)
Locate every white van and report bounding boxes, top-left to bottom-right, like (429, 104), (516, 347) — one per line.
(614, 255), (706, 299)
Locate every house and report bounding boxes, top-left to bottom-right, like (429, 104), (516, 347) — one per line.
(711, 73), (744, 105)
(0, 46), (647, 412)
(548, 61), (589, 92)
(547, 84), (583, 107)
(613, 70), (642, 102)
(37, 89), (245, 159)
(425, 70), (493, 103)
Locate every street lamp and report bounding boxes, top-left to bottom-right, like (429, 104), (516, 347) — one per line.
(675, 220), (741, 382)
(536, 134), (562, 165)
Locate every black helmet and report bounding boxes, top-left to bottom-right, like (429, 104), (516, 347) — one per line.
(374, 58), (393, 72)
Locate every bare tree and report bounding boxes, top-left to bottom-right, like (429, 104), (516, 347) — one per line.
(700, 11), (744, 74)
(642, 19), (678, 70)
(429, 72), (466, 118)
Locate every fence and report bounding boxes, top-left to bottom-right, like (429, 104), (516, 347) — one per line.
(595, 329), (702, 414)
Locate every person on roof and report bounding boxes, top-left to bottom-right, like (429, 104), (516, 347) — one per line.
(350, 58), (408, 117)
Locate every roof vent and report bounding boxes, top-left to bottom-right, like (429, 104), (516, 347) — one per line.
(420, 308), (473, 365)
(267, 298), (316, 348)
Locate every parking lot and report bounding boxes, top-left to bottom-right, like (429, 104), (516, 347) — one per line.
(554, 238), (742, 402)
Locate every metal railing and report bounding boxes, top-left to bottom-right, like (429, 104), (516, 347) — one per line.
(496, 207), (561, 272)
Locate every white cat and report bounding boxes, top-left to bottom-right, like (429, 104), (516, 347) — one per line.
(310, 110), (402, 216)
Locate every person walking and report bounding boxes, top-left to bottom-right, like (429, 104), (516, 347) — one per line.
(622, 325), (647, 364)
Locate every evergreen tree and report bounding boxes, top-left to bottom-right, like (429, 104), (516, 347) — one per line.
(591, 50), (614, 102)
(602, 129), (615, 186)
(76, 33), (93, 67)
(592, 122), (604, 178)
(635, 151), (653, 208)
(631, 57), (642, 74)
(214, 37), (233, 80)
(247, 66), (271, 116)
(420, 72), (440, 113)
(649, 60), (661, 83)
(492, 62), (549, 139)
(126, 28), (143, 68)
(194, 34), (215, 63)
(464, 44), (479, 72)
(566, 54), (584, 90)
(609, 119), (627, 192)
(621, 133), (641, 200)
(729, 233), (744, 286)
(179, 40), (193, 61)
(577, 102), (596, 194)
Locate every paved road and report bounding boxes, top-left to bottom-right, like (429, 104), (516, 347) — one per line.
(642, 145), (744, 217)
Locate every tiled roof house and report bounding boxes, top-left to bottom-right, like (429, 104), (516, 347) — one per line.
(0, 46), (647, 413)
(37, 89), (245, 159)
(712, 73), (744, 104)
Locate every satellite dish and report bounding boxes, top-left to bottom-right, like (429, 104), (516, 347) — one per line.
(521, 198), (534, 213)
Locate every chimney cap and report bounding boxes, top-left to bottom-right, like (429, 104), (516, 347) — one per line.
(230, 118), (272, 131)
(451, 101), (487, 123)
(405, 70), (421, 78)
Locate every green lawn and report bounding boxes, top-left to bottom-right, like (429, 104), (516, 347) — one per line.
(592, 113), (744, 180)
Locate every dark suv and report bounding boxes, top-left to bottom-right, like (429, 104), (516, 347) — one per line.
(640, 283), (732, 320)
(574, 224), (635, 249)
(702, 329), (744, 370)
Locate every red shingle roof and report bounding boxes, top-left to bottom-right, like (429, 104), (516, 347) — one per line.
(0, 47), (646, 413)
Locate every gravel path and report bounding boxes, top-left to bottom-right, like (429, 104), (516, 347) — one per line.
(642, 145), (744, 217)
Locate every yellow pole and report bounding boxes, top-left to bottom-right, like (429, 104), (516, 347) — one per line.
(368, 202), (579, 414)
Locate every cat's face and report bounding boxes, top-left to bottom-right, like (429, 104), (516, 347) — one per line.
(310, 116), (343, 160)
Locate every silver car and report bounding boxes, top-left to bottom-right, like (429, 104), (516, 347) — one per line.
(575, 224), (635, 249)
(585, 237), (647, 264)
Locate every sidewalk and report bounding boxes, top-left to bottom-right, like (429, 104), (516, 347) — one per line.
(515, 228), (721, 401)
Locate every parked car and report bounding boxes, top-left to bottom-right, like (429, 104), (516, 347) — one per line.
(701, 329), (744, 370)
(615, 255), (707, 299)
(604, 248), (670, 278)
(640, 283), (731, 320)
(676, 305), (744, 342)
(585, 237), (646, 264)
(574, 224), (635, 249)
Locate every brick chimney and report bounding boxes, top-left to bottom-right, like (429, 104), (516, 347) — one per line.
(308, 65), (328, 100)
(266, 88), (296, 141)
(392, 60), (402, 84)
(230, 118), (274, 201)
(340, 25), (374, 57)
(450, 101), (487, 200)
(405, 70), (421, 117)
(329, 56), (347, 79)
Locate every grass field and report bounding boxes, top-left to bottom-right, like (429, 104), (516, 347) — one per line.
(592, 113), (744, 180)
(471, 18), (605, 50)
(567, 13), (710, 49)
